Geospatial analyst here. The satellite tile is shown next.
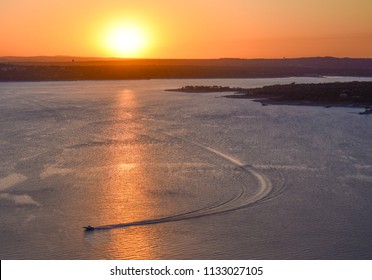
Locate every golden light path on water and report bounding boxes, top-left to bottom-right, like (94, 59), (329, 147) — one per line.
(96, 89), (157, 259)
(82, 89), (277, 260)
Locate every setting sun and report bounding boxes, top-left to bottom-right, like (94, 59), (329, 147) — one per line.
(105, 24), (147, 57)
(1, 1), (372, 58)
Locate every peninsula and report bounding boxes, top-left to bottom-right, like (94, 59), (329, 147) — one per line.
(168, 81), (372, 111)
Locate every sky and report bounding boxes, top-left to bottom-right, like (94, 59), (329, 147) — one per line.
(1, 0), (371, 58)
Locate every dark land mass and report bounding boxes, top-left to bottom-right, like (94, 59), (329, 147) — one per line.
(168, 81), (372, 111)
(1, 57), (372, 81)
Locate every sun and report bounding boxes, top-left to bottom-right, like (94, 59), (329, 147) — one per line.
(105, 24), (147, 57)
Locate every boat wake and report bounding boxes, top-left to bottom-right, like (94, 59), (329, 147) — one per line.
(88, 134), (285, 231)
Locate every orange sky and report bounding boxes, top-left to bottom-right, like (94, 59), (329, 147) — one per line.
(1, 0), (371, 58)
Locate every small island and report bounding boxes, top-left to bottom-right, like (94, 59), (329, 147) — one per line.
(168, 85), (245, 92)
(168, 82), (372, 113)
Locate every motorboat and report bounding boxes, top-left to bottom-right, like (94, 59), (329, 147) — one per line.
(83, 225), (95, 231)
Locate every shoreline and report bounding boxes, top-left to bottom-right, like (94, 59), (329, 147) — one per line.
(168, 82), (372, 111)
(225, 95), (371, 110)
(1, 57), (372, 82)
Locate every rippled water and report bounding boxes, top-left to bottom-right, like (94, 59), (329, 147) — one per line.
(1, 77), (372, 259)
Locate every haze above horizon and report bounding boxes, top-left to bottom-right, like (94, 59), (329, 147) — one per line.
(1, 0), (371, 59)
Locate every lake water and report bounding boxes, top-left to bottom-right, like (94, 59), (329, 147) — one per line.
(1, 77), (372, 259)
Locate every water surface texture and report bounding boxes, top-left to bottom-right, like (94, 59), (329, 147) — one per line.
(1, 77), (372, 259)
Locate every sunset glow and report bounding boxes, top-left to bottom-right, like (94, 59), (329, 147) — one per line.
(0, 0), (371, 58)
(105, 24), (148, 57)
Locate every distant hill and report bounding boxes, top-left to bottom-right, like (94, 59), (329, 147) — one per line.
(1, 57), (372, 81)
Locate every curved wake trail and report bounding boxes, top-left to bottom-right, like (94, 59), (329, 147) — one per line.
(90, 135), (275, 231)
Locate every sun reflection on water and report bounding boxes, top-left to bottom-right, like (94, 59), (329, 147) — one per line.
(94, 89), (159, 259)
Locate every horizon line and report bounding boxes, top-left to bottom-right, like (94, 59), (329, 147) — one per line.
(1, 55), (372, 61)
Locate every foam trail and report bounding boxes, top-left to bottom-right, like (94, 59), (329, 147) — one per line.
(204, 146), (244, 166)
(88, 134), (274, 231)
